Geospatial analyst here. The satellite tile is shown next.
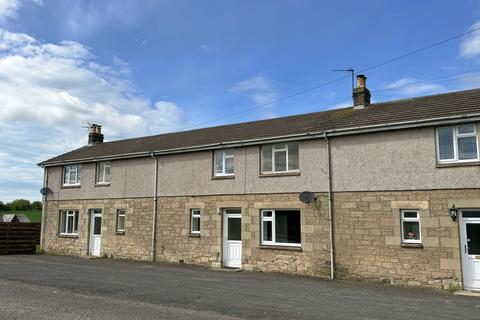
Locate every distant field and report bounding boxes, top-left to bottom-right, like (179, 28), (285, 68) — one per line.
(1, 210), (42, 222)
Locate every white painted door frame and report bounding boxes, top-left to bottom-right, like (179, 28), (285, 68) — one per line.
(223, 209), (242, 268)
(460, 209), (480, 290)
(89, 209), (102, 257)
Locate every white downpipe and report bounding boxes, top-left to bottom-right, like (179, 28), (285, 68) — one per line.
(151, 153), (158, 262)
(39, 167), (48, 252)
(323, 133), (335, 280)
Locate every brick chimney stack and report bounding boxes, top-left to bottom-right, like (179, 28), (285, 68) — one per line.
(353, 74), (371, 110)
(88, 124), (104, 145)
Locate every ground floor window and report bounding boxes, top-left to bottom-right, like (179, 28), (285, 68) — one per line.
(59, 210), (79, 235)
(190, 209), (201, 234)
(261, 209), (301, 246)
(116, 209), (125, 233)
(401, 209), (421, 244)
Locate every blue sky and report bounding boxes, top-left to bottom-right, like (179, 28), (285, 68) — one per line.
(1, 0), (480, 201)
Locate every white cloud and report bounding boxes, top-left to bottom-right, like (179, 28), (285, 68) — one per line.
(230, 76), (278, 106)
(0, 0), (20, 21)
(0, 28), (186, 201)
(460, 21), (480, 59)
(381, 78), (444, 96)
(0, 0), (41, 23)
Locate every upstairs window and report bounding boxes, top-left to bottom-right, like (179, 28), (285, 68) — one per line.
(190, 209), (201, 234)
(59, 210), (79, 235)
(261, 143), (299, 174)
(437, 124), (478, 163)
(96, 162), (111, 184)
(63, 165), (81, 186)
(401, 210), (421, 244)
(214, 149), (234, 176)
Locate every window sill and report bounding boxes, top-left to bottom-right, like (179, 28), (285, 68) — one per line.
(259, 245), (302, 251)
(115, 231), (125, 235)
(259, 171), (301, 178)
(61, 185), (81, 189)
(188, 233), (201, 238)
(58, 234), (78, 239)
(401, 243), (423, 248)
(95, 183), (111, 187)
(436, 161), (480, 168)
(211, 175), (235, 180)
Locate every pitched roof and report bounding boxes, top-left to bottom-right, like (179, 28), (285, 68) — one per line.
(0, 214), (30, 223)
(40, 88), (480, 166)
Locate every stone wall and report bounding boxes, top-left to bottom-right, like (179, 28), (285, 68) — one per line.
(43, 198), (152, 261)
(43, 189), (480, 290)
(333, 189), (480, 289)
(156, 194), (331, 276)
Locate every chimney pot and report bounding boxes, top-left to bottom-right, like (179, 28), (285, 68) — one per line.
(353, 74), (371, 109)
(356, 74), (367, 88)
(88, 123), (104, 145)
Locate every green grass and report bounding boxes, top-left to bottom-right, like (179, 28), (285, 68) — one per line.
(1, 210), (42, 222)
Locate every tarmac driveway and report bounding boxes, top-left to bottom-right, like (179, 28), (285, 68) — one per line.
(0, 255), (478, 320)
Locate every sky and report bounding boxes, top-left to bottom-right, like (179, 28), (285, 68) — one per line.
(1, 0), (480, 202)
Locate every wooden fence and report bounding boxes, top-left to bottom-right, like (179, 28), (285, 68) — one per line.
(0, 223), (41, 254)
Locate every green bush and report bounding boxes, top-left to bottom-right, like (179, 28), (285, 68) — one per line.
(9, 199), (31, 211)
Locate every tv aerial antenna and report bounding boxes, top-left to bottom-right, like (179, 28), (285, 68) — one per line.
(332, 68), (355, 91)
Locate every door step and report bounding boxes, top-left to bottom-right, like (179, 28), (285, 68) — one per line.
(211, 267), (244, 272)
(454, 290), (480, 297)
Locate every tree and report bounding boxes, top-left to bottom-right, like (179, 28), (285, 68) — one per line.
(0, 201), (9, 211)
(31, 201), (43, 211)
(9, 199), (31, 211)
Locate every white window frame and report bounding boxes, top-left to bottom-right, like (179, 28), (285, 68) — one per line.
(261, 209), (301, 247)
(63, 165), (81, 186)
(261, 143), (300, 174)
(213, 149), (235, 177)
(400, 209), (421, 244)
(190, 209), (201, 234)
(96, 162), (111, 184)
(436, 124), (479, 163)
(116, 209), (125, 233)
(59, 210), (79, 236)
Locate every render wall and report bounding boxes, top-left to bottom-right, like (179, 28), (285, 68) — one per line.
(47, 157), (155, 201)
(45, 124), (480, 201)
(331, 125), (480, 192)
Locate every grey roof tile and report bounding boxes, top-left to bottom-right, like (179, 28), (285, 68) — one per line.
(40, 88), (480, 165)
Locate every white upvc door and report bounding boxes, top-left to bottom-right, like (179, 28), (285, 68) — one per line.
(89, 209), (102, 257)
(460, 210), (480, 290)
(223, 209), (242, 268)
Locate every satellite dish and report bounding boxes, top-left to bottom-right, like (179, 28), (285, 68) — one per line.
(40, 187), (52, 195)
(299, 191), (316, 204)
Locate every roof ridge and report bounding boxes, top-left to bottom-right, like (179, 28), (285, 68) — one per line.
(369, 87), (480, 107)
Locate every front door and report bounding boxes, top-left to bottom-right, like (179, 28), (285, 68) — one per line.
(223, 209), (242, 268)
(89, 209), (102, 257)
(460, 210), (480, 290)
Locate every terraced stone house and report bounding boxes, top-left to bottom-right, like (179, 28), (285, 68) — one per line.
(39, 75), (480, 291)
